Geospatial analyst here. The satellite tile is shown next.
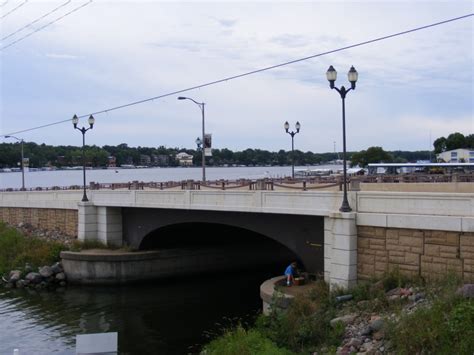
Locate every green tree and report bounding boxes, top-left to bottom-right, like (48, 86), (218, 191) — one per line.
(433, 137), (447, 154)
(445, 132), (466, 151)
(350, 146), (393, 167)
(465, 134), (474, 148)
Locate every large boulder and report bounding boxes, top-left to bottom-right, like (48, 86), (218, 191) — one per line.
(38, 266), (53, 278)
(330, 314), (357, 328)
(50, 262), (63, 275)
(8, 270), (22, 283)
(25, 272), (42, 284)
(456, 284), (474, 298)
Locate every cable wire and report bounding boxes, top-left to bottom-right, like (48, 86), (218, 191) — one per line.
(1, 0), (71, 42)
(0, 0), (27, 20)
(1, 0), (92, 50)
(0, 1), (10, 9)
(1, 12), (472, 137)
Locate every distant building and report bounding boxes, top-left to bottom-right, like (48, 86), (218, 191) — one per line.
(107, 156), (117, 167)
(176, 152), (193, 166)
(152, 154), (169, 166)
(437, 149), (474, 163)
(140, 154), (151, 166)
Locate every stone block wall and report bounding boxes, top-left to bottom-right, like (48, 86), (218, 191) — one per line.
(358, 226), (474, 283)
(0, 207), (78, 237)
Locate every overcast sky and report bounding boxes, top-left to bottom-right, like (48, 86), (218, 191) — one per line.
(1, 0), (472, 153)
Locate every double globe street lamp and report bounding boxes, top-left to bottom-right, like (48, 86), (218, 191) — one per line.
(284, 121), (301, 179)
(178, 96), (206, 182)
(72, 114), (95, 202)
(326, 65), (358, 212)
(5, 135), (25, 190)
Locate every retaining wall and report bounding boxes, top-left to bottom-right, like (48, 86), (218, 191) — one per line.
(358, 226), (474, 283)
(0, 207), (78, 237)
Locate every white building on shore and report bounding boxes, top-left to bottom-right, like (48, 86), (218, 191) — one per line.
(437, 148), (474, 163)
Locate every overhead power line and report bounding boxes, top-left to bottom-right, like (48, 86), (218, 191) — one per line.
(1, 12), (472, 138)
(1, 0), (92, 50)
(0, 0), (27, 20)
(1, 0), (71, 42)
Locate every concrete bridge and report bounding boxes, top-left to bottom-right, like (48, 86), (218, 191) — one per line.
(1, 188), (473, 288)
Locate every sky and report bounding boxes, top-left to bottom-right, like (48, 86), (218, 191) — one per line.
(0, 0), (473, 153)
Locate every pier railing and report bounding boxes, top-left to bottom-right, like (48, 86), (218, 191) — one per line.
(1, 173), (473, 193)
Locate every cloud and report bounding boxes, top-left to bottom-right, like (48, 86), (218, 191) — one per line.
(45, 53), (80, 60)
(214, 18), (237, 28)
(1, 1), (472, 153)
(271, 34), (309, 48)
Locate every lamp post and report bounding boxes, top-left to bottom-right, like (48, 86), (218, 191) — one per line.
(284, 121), (301, 179)
(195, 136), (202, 166)
(72, 114), (95, 202)
(178, 96), (206, 182)
(195, 137), (202, 149)
(5, 135), (25, 190)
(326, 65), (358, 212)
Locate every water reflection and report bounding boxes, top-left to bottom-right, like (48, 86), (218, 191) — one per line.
(0, 268), (281, 355)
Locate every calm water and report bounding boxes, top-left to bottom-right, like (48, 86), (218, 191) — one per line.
(0, 269), (279, 355)
(0, 165), (332, 354)
(0, 165), (340, 189)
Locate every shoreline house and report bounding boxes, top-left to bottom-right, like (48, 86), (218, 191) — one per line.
(437, 148), (474, 163)
(176, 152), (193, 166)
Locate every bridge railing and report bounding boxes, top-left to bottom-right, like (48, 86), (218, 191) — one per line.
(1, 173), (473, 193)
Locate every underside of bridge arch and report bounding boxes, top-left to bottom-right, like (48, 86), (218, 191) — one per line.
(140, 222), (301, 274)
(122, 208), (324, 274)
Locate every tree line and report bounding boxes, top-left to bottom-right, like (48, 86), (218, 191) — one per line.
(433, 132), (474, 154)
(0, 141), (437, 169)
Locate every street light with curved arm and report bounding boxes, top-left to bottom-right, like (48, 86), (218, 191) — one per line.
(326, 65), (358, 212)
(284, 121), (301, 179)
(72, 114), (95, 202)
(178, 96), (206, 182)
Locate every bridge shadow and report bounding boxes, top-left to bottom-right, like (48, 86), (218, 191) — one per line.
(123, 208), (324, 275)
(139, 222), (302, 276)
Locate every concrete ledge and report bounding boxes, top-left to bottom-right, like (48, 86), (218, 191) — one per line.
(260, 276), (294, 315)
(61, 246), (290, 285)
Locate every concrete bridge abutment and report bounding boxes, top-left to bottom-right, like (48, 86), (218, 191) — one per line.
(78, 202), (123, 247)
(324, 212), (358, 289)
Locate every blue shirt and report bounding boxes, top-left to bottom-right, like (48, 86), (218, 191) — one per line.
(284, 265), (295, 276)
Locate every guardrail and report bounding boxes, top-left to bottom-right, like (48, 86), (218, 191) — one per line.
(1, 173), (473, 193)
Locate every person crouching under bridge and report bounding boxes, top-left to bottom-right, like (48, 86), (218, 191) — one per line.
(284, 261), (298, 286)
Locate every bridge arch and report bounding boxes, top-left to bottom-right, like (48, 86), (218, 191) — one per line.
(139, 221), (303, 271)
(122, 208), (324, 274)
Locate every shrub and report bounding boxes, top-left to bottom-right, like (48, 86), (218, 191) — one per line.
(203, 325), (293, 355)
(256, 280), (343, 353)
(387, 275), (473, 354)
(0, 223), (67, 276)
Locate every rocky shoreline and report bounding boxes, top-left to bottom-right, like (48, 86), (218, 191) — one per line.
(327, 283), (474, 355)
(1, 262), (67, 290)
(0, 222), (73, 290)
(13, 222), (76, 247)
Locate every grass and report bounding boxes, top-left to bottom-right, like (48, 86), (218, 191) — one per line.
(0, 222), (67, 276)
(203, 271), (472, 354)
(69, 239), (134, 252)
(203, 325), (293, 355)
(255, 280), (344, 353)
(387, 275), (474, 354)
(0, 222), (137, 278)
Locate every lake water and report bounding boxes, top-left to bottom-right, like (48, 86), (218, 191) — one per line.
(0, 165), (340, 189)
(0, 268), (282, 355)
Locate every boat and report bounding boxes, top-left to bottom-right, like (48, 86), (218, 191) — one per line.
(294, 168), (334, 177)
